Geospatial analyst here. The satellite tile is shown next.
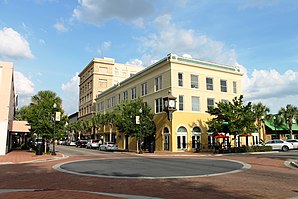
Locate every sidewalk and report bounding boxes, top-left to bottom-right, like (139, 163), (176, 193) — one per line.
(0, 150), (64, 164)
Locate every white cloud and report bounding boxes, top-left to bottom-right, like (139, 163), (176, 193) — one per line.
(72, 0), (154, 26)
(61, 73), (79, 114)
(137, 14), (239, 66)
(54, 21), (69, 32)
(14, 71), (34, 108)
(243, 69), (298, 113)
(126, 59), (143, 66)
(0, 27), (34, 60)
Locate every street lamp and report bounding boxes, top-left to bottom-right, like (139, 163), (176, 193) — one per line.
(163, 91), (177, 121)
(52, 103), (57, 155)
(135, 108), (142, 153)
(139, 108), (142, 153)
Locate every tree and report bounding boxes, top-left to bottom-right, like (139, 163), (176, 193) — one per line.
(206, 95), (257, 147)
(278, 104), (298, 139)
(114, 99), (155, 152)
(252, 102), (270, 141)
(21, 90), (68, 141)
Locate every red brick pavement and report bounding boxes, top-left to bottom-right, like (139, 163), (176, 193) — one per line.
(0, 150), (297, 199)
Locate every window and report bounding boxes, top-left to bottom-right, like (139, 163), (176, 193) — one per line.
(191, 74), (198, 88)
(179, 95), (184, 111)
(178, 73), (183, 87)
(155, 98), (163, 113)
(206, 77), (213, 91)
(131, 87), (137, 99)
(107, 98), (111, 108)
(112, 96), (115, 107)
(233, 81), (237, 93)
(155, 76), (162, 91)
(192, 96), (200, 111)
(118, 94), (121, 103)
(100, 102), (104, 111)
(123, 90), (128, 100)
(141, 82), (147, 96)
(207, 98), (215, 109)
(220, 79), (227, 92)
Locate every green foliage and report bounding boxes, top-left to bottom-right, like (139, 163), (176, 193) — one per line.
(17, 90), (68, 140)
(114, 99), (155, 138)
(252, 102), (270, 133)
(206, 95), (257, 136)
(278, 104), (298, 138)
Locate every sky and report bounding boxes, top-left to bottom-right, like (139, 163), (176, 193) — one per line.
(1, 0), (298, 115)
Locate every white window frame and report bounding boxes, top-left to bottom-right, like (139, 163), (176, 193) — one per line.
(131, 87), (137, 99)
(155, 76), (162, 91)
(179, 95), (184, 111)
(155, 98), (163, 113)
(141, 82), (148, 96)
(220, 79), (227, 92)
(178, 73), (183, 87)
(206, 77), (213, 91)
(191, 96), (200, 111)
(191, 74), (199, 89)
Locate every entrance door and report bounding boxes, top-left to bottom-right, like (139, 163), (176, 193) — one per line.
(177, 126), (187, 150)
(164, 127), (170, 151)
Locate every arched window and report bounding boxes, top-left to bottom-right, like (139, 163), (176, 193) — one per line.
(192, 127), (201, 149)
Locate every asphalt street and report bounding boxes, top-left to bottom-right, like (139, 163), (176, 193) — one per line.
(55, 157), (249, 179)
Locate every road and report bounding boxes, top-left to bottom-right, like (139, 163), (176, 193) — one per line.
(0, 145), (297, 199)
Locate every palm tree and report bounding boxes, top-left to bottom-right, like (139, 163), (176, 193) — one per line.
(252, 102), (270, 142)
(278, 104), (298, 139)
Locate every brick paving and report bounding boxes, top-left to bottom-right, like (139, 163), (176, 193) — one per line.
(0, 150), (297, 199)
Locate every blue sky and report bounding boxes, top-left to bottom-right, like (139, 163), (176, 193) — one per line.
(1, 0), (298, 114)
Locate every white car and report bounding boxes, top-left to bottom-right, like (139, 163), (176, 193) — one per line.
(99, 142), (118, 151)
(286, 139), (298, 149)
(86, 139), (100, 149)
(263, 139), (294, 151)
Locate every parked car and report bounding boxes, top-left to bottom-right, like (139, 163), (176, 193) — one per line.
(286, 139), (298, 149)
(262, 139), (294, 151)
(99, 142), (118, 151)
(76, 140), (88, 148)
(86, 139), (100, 149)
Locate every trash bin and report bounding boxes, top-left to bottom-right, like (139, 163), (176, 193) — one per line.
(36, 143), (43, 155)
(149, 142), (155, 153)
(35, 138), (43, 155)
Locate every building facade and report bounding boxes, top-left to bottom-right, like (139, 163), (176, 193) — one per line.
(0, 62), (16, 155)
(78, 57), (144, 121)
(95, 54), (243, 152)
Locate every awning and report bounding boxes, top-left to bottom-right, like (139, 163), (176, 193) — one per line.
(213, 134), (229, 139)
(10, 121), (30, 133)
(264, 120), (298, 131)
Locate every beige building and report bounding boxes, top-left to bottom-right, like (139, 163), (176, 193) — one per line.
(95, 53), (243, 152)
(0, 62), (30, 155)
(78, 57), (144, 120)
(0, 62), (16, 155)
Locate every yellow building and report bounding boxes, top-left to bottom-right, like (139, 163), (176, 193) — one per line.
(78, 57), (144, 120)
(95, 54), (243, 152)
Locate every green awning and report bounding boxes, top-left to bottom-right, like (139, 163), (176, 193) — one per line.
(264, 120), (298, 131)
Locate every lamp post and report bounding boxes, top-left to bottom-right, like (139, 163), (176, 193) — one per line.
(52, 103), (57, 155)
(135, 108), (142, 154)
(139, 108), (142, 153)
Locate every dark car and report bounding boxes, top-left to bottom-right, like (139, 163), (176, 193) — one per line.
(76, 140), (88, 148)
